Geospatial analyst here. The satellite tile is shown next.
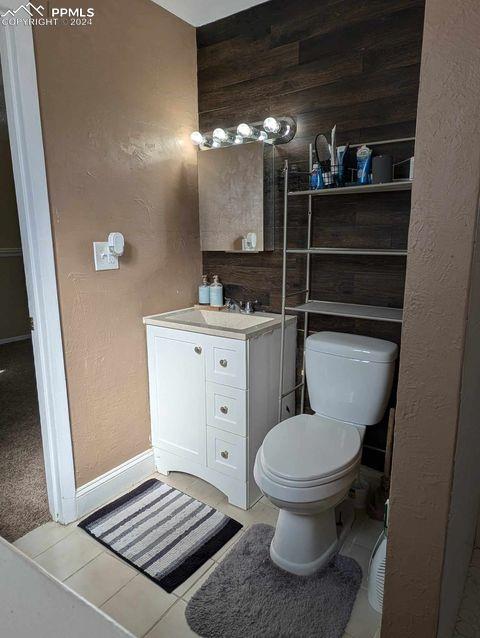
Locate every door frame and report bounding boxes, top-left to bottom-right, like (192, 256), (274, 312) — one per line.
(0, 3), (77, 523)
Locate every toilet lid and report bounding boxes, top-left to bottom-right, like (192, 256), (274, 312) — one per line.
(261, 414), (361, 483)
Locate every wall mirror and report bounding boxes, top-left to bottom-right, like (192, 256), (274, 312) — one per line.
(198, 141), (275, 252)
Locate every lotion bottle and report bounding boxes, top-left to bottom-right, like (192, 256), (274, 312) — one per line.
(210, 275), (224, 307)
(198, 274), (210, 305)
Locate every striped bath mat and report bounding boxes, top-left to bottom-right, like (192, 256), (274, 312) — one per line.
(78, 478), (242, 592)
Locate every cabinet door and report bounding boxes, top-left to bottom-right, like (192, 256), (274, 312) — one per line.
(147, 327), (206, 466)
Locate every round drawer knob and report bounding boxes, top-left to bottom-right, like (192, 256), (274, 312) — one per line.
(220, 405), (229, 415)
(194, 346), (202, 355)
(221, 450), (229, 460)
(219, 359), (228, 368)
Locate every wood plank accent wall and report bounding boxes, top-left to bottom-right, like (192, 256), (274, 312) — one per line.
(198, 0), (425, 470)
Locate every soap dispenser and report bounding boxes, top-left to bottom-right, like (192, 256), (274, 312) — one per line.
(210, 275), (224, 308)
(198, 274), (210, 305)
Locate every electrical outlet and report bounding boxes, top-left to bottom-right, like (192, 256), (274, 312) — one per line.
(93, 241), (119, 271)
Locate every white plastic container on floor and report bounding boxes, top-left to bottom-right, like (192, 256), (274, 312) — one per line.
(368, 532), (387, 612)
(368, 498), (389, 613)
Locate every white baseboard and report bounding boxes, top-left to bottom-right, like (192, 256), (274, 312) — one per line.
(0, 334), (31, 345)
(76, 449), (155, 520)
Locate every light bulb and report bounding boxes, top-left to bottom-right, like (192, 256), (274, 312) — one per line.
(212, 139), (221, 148)
(258, 131), (268, 141)
(190, 131), (204, 146)
(237, 123), (264, 140)
(263, 116), (281, 134)
(237, 123), (253, 138)
(213, 128), (228, 142)
(234, 135), (244, 145)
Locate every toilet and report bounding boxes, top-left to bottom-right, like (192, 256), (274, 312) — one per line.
(254, 331), (398, 576)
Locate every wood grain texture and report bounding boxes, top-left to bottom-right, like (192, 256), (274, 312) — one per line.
(198, 0), (425, 469)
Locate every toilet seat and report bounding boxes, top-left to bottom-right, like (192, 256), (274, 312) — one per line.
(260, 414), (362, 488)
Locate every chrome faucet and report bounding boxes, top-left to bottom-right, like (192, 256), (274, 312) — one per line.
(244, 300), (258, 314)
(225, 298), (244, 312)
(225, 298), (258, 314)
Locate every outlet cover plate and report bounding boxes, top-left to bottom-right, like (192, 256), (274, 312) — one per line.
(93, 241), (119, 271)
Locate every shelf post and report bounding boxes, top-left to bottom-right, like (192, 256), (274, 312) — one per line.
(300, 143), (313, 413)
(278, 159), (289, 423)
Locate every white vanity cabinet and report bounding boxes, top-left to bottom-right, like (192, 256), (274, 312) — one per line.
(145, 314), (296, 509)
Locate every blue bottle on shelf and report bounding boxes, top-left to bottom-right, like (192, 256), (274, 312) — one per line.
(310, 163), (324, 190)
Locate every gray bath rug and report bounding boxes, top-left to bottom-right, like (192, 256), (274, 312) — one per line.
(78, 479), (242, 593)
(186, 523), (362, 638)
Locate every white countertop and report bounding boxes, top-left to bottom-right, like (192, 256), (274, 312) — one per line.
(143, 307), (296, 340)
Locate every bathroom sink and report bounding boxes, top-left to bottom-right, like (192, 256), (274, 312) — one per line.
(143, 307), (295, 340)
(169, 309), (273, 328)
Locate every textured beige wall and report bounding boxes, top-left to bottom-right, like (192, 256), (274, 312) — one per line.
(33, 0), (201, 486)
(382, 1), (480, 636)
(438, 199), (480, 638)
(0, 69), (29, 340)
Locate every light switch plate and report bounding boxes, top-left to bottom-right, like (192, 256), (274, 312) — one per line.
(93, 241), (119, 271)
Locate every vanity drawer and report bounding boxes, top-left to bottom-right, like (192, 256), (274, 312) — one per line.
(207, 427), (246, 482)
(206, 337), (246, 389)
(206, 382), (247, 436)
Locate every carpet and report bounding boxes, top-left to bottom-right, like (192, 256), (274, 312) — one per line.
(79, 478), (242, 593)
(186, 523), (362, 638)
(0, 340), (50, 542)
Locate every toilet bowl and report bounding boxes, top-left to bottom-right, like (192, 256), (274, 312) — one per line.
(254, 331), (398, 576)
(254, 414), (362, 574)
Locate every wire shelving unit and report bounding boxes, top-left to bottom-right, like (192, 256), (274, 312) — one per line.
(277, 137), (414, 421)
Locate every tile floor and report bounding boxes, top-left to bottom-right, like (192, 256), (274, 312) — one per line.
(14, 472), (383, 638)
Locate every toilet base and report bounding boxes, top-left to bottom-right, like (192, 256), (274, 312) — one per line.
(270, 501), (354, 576)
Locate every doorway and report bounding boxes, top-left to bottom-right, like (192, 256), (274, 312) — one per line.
(0, 63), (51, 541)
(0, 5), (76, 529)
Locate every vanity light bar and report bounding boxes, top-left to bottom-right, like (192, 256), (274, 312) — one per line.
(191, 116), (296, 150)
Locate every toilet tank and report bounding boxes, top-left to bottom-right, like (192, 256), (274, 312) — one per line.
(305, 332), (398, 426)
